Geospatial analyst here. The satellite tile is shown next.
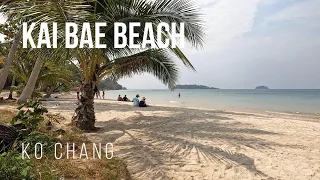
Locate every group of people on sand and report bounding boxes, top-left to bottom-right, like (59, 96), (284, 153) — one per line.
(117, 95), (130, 101)
(117, 94), (148, 107)
(76, 84), (148, 107)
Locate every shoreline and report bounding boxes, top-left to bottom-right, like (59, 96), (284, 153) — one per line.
(43, 91), (320, 119)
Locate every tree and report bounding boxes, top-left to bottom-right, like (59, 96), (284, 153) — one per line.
(0, 11), (22, 93)
(0, 33), (20, 93)
(9, 48), (74, 99)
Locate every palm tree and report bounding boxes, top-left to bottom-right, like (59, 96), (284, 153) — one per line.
(17, 57), (44, 103)
(8, 47), (74, 99)
(72, 0), (205, 130)
(0, 32), (20, 93)
(2, 0), (205, 130)
(72, 48), (181, 129)
(0, 6), (22, 93)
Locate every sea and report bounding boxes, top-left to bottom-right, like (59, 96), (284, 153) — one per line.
(102, 89), (320, 114)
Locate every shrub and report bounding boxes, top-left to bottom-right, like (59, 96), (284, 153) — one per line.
(20, 132), (57, 154)
(11, 101), (48, 131)
(0, 151), (33, 180)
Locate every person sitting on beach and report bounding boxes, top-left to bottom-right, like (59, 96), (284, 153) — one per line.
(132, 94), (140, 107)
(117, 95), (123, 101)
(139, 97), (148, 107)
(123, 95), (130, 101)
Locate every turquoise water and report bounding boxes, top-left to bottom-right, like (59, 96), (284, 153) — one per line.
(102, 89), (320, 114)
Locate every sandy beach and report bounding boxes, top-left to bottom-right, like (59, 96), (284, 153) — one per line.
(19, 94), (317, 180)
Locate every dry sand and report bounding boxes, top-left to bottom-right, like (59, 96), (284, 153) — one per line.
(5, 94), (320, 180)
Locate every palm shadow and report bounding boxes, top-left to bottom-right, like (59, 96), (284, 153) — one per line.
(76, 102), (300, 179)
(46, 100), (303, 179)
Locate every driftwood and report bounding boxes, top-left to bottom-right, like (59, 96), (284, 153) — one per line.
(0, 123), (20, 153)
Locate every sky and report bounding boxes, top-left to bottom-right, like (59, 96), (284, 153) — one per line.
(120, 0), (320, 89)
(1, 0), (320, 89)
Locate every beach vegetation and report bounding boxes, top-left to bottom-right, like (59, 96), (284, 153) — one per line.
(11, 100), (48, 131)
(0, 107), (131, 180)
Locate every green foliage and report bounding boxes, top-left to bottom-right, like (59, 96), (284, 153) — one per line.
(21, 132), (57, 154)
(0, 151), (34, 180)
(11, 101), (48, 131)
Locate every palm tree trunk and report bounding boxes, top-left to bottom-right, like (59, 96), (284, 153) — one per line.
(0, 32), (21, 93)
(17, 57), (44, 104)
(43, 86), (55, 98)
(0, 124), (19, 153)
(72, 83), (96, 131)
(7, 75), (16, 100)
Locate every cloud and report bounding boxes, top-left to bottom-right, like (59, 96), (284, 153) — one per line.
(161, 0), (320, 89)
(265, 0), (320, 22)
(197, 0), (263, 53)
(121, 0), (266, 89)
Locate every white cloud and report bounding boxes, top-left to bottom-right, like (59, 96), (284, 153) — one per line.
(266, 0), (320, 22)
(194, 0), (263, 53)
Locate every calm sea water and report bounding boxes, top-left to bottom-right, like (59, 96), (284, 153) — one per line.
(102, 89), (320, 114)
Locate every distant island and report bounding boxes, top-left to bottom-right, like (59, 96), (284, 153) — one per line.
(255, 86), (269, 89)
(175, 84), (219, 89)
(97, 78), (127, 90)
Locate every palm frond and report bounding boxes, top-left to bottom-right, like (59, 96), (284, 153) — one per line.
(98, 49), (179, 89)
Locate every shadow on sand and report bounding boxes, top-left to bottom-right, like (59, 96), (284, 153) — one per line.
(48, 100), (298, 179)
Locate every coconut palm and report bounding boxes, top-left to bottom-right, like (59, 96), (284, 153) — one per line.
(0, 30), (20, 93)
(0, 41), (16, 99)
(0, 10), (23, 91)
(72, 48), (180, 129)
(2, 0), (205, 130)
(71, 0), (204, 130)
(9, 48), (74, 99)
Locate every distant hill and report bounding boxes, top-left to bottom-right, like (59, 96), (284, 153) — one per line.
(97, 78), (127, 90)
(255, 86), (269, 89)
(175, 84), (219, 89)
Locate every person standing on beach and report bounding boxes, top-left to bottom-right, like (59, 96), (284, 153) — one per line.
(76, 85), (80, 100)
(94, 86), (101, 99)
(178, 93), (180, 98)
(102, 89), (105, 99)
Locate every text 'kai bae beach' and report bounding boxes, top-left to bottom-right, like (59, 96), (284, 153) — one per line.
(22, 22), (185, 49)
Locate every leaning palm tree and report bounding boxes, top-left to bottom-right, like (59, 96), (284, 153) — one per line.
(0, 21), (21, 93)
